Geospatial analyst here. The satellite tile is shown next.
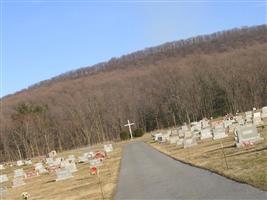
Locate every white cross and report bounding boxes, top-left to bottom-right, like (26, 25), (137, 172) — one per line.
(124, 120), (135, 139)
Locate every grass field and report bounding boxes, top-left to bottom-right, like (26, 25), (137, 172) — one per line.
(1, 142), (125, 200)
(146, 125), (267, 191)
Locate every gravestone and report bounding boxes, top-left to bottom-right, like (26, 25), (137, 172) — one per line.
(178, 129), (185, 138)
(223, 120), (233, 128)
(12, 177), (25, 188)
(183, 138), (197, 148)
(65, 161), (78, 173)
(176, 138), (184, 147)
(245, 111), (253, 123)
(191, 121), (202, 132)
(14, 169), (26, 178)
(235, 115), (245, 126)
(201, 119), (210, 128)
(0, 174), (8, 183)
(17, 160), (24, 166)
(26, 171), (39, 179)
(253, 112), (262, 126)
(25, 160), (32, 165)
(184, 131), (192, 139)
(53, 157), (64, 166)
(78, 154), (89, 163)
(0, 164), (5, 170)
(235, 125), (264, 147)
(0, 187), (7, 196)
(213, 128), (227, 140)
(67, 155), (76, 163)
(89, 158), (102, 167)
(169, 135), (179, 144)
(153, 133), (163, 141)
(35, 163), (48, 174)
(200, 128), (212, 140)
(181, 125), (188, 132)
(55, 168), (73, 181)
(104, 144), (113, 153)
(46, 157), (54, 166)
(48, 150), (57, 158)
(261, 106), (267, 119)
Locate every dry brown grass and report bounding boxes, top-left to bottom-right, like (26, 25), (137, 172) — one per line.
(1, 142), (125, 200)
(146, 125), (267, 191)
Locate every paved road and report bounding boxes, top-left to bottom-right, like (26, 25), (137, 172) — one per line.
(116, 142), (266, 200)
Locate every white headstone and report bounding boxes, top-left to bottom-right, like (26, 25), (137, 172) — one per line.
(65, 161), (78, 173)
(14, 169), (26, 178)
(190, 122), (202, 132)
(176, 138), (184, 146)
(55, 168), (73, 181)
(48, 150), (57, 158)
(200, 128), (212, 140)
(153, 133), (162, 141)
(0, 187), (7, 196)
(12, 177), (26, 188)
(169, 135), (179, 144)
(213, 128), (228, 140)
(46, 157), (54, 166)
(0, 164), (5, 170)
(201, 119), (210, 128)
(235, 115), (245, 125)
(181, 125), (188, 131)
(223, 120), (233, 128)
(245, 111), (253, 123)
(261, 106), (267, 119)
(183, 138), (197, 148)
(35, 163), (48, 174)
(184, 131), (192, 139)
(0, 175), (8, 183)
(25, 160), (32, 165)
(17, 160), (24, 167)
(235, 125), (264, 147)
(104, 144), (113, 153)
(78, 154), (89, 163)
(89, 158), (102, 167)
(253, 112), (262, 126)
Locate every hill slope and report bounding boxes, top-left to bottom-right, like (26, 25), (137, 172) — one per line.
(1, 25), (267, 161)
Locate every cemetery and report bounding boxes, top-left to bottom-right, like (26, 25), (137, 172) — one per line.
(148, 106), (267, 190)
(1, 106), (267, 199)
(0, 142), (123, 200)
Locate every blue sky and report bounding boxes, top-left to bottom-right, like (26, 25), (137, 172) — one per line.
(1, 0), (266, 97)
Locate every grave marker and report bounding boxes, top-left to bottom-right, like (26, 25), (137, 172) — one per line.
(17, 160), (24, 167)
(235, 125), (264, 147)
(12, 177), (26, 188)
(200, 128), (212, 140)
(55, 168), (73, 181)
(104, 144), (113, 153)
(25, 160), (32, 165)
(253, 112), (262, 126)
(213, 128), (228, 140)
(14, 169), (26, 178)
(0, 164), (5, 170)
(0, 187), (7, 196)
(183, 138), (197, 148)
(89, 159), (103, 167)
(261, 106), (267, 119)
(0, 175), (8, 183)
(35, 163), (48, 174)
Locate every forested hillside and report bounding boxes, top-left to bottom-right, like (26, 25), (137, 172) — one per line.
(1, 25), (267, 162)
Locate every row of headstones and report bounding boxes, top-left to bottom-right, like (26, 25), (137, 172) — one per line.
(153, 106), (267, 148)
(0, 143), (114, 196)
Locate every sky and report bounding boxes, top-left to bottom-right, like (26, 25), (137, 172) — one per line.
(1, 0), (266, 97)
